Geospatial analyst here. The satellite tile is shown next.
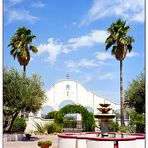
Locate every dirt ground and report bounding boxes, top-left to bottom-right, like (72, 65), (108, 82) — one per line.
(3, 134), (58, 148)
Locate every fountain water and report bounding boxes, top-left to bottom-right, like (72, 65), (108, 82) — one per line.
(94, 103), (115, 137)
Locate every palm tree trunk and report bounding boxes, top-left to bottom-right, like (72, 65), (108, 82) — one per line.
(22, 65), (26, 118)
(120, 61), (125, 126)
(23, 65), (26, 79)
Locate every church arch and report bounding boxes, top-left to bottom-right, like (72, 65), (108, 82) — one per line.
(54, 104), (95, 131)
(58, 100), (75, 110)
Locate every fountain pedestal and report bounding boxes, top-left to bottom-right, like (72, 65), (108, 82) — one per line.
(100, 118), (109, 137)
(95, 103), (115, 137)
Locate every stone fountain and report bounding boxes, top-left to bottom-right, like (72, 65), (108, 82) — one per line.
(95, 103), (115, 137)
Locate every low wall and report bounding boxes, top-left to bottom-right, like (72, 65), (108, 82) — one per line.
(58, 132), (145, 148)
(3, 133), (24, 142)
(25, 115), (54, 132)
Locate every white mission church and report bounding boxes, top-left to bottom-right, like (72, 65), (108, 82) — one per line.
(26, 78), (122, 131)
(37, 78), (120, 118)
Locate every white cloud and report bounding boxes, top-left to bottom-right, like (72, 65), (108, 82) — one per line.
(65, 61), (81, 73)
(95, 51), (139, 61)
(65, 58), (102, 72)
(37, 30), (139, 65)
(80, 0), (144, 25)
(79, 59), (100, 68)
(98, 72), (118, 80)
(38, 38), (67, 64)
(37, 30), (107, 64)
(6, 9), (38, 24)
(31, 1), (45, 8)
(95, 52), (113, 61)
(68, 30), (107, 49)
(126, 51), (140, 58)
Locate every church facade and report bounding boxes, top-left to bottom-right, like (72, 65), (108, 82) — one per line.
(37, 79), (120, 117)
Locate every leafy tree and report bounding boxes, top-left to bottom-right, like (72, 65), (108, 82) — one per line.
(8, 27), (38, 78)
(124, 72), (145, 133)
(105, 19), (134, 126)
(127, 109), (145, 133)
(124, 72), (145, 113)
(108, 120), (119, 132)
(3, 68), (45, 132)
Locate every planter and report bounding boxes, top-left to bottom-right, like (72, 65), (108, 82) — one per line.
(25, 134), (31, 140)
(40, 144), (49, 148)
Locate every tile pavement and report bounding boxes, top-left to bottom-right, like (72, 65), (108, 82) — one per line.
(3, 134), (58, 148)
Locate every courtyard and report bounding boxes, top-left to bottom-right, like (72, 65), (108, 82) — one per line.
(4, 134), (58, 148)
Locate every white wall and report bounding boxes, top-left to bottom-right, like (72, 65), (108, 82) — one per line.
(39, 79), (119, 117)
(25, 114), (54, 132)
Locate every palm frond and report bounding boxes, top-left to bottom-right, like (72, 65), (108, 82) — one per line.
(30, 45), (38, 53)
(111, 46), (117, 55)
(127, 44), (132, 52)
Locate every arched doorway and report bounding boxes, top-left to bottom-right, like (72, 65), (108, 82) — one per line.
(55, 104), (95, 132)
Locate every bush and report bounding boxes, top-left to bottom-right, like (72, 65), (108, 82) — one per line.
(38, 140), (52, 146)
(46, 123), (63, 134)
(128, 109), (145, 133)
(33, 120), (47, 134)
(45, 111), (57, 119)
(108, 120), (119, 132)
(12, 117), (26, 132)
(118, 126), (129, 132)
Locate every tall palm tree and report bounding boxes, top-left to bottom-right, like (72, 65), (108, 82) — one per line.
(105, 19), (134, 126)
(8, 27), (38, 78)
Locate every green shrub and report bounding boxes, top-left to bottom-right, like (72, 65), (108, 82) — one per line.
(38, 140), (52, 146)
(108, 120), (119, 132)
(33, 120), (47, 134)
(46, 123), (63, 134)
(45, 111), (57, 119)
(119, 126), (129, 132)
(128, 109), (145, 133)
(12, 117), (26, 132)
(54, 112), (64, 126)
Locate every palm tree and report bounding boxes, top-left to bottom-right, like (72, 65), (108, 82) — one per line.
(105, 19), (134, 126)
(8, 27), (38, 78)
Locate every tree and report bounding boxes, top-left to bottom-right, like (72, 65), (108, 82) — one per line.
(8, 27), (38, 78)
(3, 68), (45, 132)
(105, 19), (134, 126)
(127, 109), (145, 133)
(124, 72), (145, 113)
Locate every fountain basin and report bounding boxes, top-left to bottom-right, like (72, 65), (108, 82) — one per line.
(58, 132), (145, 148)
(95, 114), (116, 119)
(99, 103), (111, 107)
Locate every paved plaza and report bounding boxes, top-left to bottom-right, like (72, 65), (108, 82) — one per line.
(3, 134), (58, 148)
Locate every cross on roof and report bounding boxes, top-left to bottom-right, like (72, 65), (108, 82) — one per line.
(66, 73), (70, 79)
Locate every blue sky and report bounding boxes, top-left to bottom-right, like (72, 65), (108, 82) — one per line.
(3, 0), (145, 104)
